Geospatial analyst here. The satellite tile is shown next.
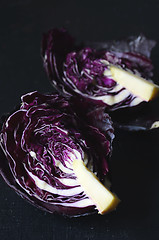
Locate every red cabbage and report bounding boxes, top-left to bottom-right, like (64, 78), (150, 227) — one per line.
(0, 91), (114, 216)
(42, 29), (156, 111)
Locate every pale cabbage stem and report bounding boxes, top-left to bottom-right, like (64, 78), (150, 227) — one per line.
(104, 65), (159, 102)
(72, 159), (120, 214)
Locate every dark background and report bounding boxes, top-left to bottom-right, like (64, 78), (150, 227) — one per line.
(0, 0), (159, 239)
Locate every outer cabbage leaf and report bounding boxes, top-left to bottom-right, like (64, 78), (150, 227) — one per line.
(0, 91), (114, 217)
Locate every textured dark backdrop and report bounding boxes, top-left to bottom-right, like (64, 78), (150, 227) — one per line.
(0, 1), (159, 240)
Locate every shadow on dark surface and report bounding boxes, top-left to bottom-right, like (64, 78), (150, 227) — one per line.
(112, 129), (159, 217)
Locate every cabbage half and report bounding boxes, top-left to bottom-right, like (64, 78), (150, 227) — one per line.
(42, 29), (156, 111)
(0, 91), (114, 216)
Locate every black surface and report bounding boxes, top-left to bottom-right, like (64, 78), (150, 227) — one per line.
(0, 1), (159, 239)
